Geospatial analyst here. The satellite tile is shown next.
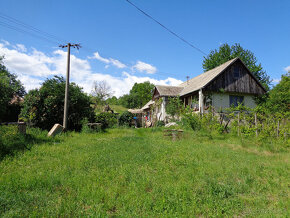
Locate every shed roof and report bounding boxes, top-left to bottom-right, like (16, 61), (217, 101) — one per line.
(141, 100), (154, 110)
(128, 109), (143, 114)
(155, 85), (184, 97)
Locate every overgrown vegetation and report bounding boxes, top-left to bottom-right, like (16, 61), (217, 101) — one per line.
(118, 111), (134, 127)
(95, 112), (118, 130)
(20, 76), (95, 131)
(0, 125), (59, 160)
(0, 56), (26, 122)
(0, 128), (289, 216)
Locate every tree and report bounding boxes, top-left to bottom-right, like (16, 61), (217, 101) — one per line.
(119, 81), (155, 109)
(20, 76), (95, 131)
(106, 96), (119, 105)
(91, 80), (113, 104)
(0, 56), (26, 122)
(202, 43), (271, 89)
(264, 72), (290, 114)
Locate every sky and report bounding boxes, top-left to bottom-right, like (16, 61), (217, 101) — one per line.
(0, 0), (289, 97)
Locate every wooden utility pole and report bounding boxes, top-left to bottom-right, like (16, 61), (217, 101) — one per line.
(59, 43), (81, 130)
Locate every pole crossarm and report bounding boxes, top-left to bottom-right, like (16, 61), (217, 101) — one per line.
(59, 43), (81, 49)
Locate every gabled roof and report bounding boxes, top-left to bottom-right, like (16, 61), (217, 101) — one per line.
(179, 58), (239, 96)
(152, 57), (266, 98)
(155, 85), (184, 97)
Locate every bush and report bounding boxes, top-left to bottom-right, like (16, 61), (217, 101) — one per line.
(181, 113), (201, 130)
(118, 111), (134, 127)
(20, 76), (95, 131)
(95, 112), (117, 130)
(156, 120), (165, 127)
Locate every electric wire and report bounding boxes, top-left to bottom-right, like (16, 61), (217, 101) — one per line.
(0, 13), (189, 80)
(0, 12), (67, 44)
(125, 0), (207, 56)
(0, 21), (60, 45)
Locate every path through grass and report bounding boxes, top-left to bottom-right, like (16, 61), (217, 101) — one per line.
(0, 128), (289, 216)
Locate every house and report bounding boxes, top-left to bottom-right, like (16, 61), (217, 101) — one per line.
(150, 57), (266, 122)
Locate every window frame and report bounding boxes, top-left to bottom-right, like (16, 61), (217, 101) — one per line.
(229, 95), (244, 107)
(233, 66), (240, 79)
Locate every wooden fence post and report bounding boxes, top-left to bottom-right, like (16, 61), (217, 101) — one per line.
(255, 113), (258, 137)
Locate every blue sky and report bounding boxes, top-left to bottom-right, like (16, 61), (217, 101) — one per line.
(0, 0), (289, 96)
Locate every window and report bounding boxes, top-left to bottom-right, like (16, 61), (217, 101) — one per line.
(229, 95), (244, 107)
(233, 66), (240, 78)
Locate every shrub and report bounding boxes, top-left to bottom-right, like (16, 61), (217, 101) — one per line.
(20, 76), (95, 131)
(118, 111), (134, 127)
(181, 113), (201, 130)
(156, 120), (165, 127)
(95, 112), (117, 130)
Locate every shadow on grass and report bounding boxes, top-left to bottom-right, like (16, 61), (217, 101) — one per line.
(0, 126), (62, 161)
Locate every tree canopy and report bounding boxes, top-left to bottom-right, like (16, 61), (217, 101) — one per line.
(202, 43), (270, 89)
(20, 76), (95, 130)
(263, 72), (290, 114)
(0, 56), (26, 122)
(117, 81), (155, 109)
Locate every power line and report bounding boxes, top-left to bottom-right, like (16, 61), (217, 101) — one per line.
(0, 21), (60, 45)
(0, 12), (67, 44)
(125, 0), (207, 56)
(0, 13), (189, 80)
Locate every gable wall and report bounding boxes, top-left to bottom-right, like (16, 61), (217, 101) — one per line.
(152, 88), (160, 100)
(204, 60), (265, 95)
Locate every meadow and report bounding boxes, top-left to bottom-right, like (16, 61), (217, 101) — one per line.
(0, 127), (289, 217)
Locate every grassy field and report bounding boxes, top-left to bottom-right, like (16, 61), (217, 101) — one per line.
(0, 128), (289, 217)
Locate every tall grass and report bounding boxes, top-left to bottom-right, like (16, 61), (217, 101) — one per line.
(0, 128), (289, 216)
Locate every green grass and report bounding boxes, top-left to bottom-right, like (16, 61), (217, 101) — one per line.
(109, 104), (128, 114)
(0, 128), (289, 217)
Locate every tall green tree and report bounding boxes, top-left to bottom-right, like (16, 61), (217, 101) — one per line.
(202, 43), (270, 89)
(264, 72), (290, 114)
(119, 81), (155, 108)
(0, 56), (26, 122)
(20, 76), (95, 130)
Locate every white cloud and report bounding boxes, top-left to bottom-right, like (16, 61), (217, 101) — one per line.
(0, 41), (183, 98)
(89, 52), (126, 68)
(14, 44), (27, 52)
(133, 61), (157, 74)
(272, 78), (281, 84)
(89, 52), (110, 63)
(109, 58), (126, 68)
(284, 66), (290, 72)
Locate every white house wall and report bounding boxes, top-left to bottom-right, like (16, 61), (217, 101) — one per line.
(212, 92), (257, 110)
(155, 97), (167, 121)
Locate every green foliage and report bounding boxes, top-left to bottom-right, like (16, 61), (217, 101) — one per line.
(155, 120), (165, 127)
(20, 76), (95, 131)
(0, 128), (288, 216)
(165, 97), (183, 118)
(181, 113), (201, 130)
(264, 73), (290, 113)
(0, 56), (26, 122)
(118, 111), (134, 127)
(0, 126), (54, 160)
(95, 112), (117, 130)
(202, 43), (270, 89)
(119, 81), (155, 108)
(0, 125), (27, 159)
(106, 96), (119, 105)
